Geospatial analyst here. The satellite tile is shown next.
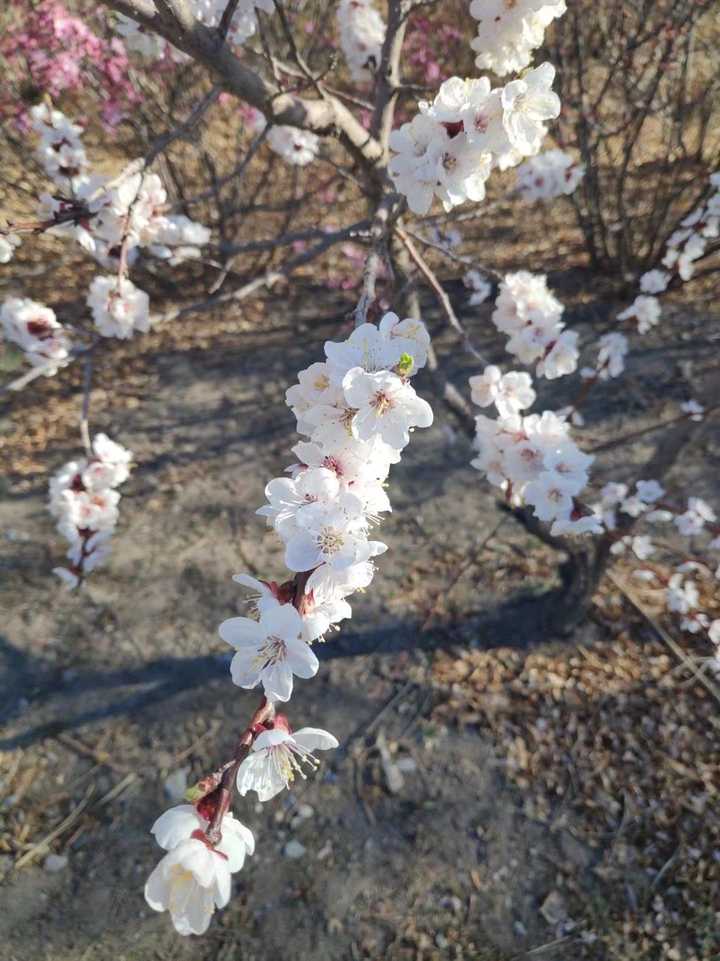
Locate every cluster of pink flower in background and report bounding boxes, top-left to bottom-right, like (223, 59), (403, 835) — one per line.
(1, 1), (139, 128)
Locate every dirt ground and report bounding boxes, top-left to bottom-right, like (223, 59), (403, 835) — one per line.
(2, 259), (720, 961)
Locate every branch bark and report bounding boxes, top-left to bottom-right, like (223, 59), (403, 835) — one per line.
(101, 0), (384, 170)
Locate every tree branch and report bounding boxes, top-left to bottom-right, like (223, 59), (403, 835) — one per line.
(100, 0), (384, 170)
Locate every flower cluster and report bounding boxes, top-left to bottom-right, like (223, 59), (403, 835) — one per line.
(1, 297), (71, 375)
(1, 0), (139, 128)
(22, 103), (210, 347)
(145, 804), (255, 935)
(337, 0), (386, 82)
(471, 402), (596, 535)
(663, 172), (720, 281)
(617, 171), (720, 335)
(469, 0), (567, 76)
(389, 63), (561, 214)
(220, 313), (433, 701)
(515, 148), (585, 202)
(491, 271), (578, 379)
(143, 315), (433, 934)
(30, 104), (87, 182)
(593, 482), (720, 648)
(48, 433), (132, 588)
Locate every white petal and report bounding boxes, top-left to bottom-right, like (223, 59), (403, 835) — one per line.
(229, 649), (263, 689)
(262, 662), (294, 702)
(236, 752), (285, 802)
(285, 532), (322, 572)
(292, 727), (339, 752)
(284, 637), (320, 679)
(261, 603), (302, 640)
(151, 805), (201, 850)
(144, 859), (170, 912)
(218, 617), (264, 649)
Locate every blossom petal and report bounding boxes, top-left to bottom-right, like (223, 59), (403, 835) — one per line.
(292, 727), (339, 752)
(218, 617), (264, 650)
(229, 649), (262, 689)
(284, 637), (320, 679)
(151, 805), (201, 850)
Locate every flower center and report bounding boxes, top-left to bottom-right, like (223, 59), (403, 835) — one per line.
(323, 455), (343, 476)
(317, 526), (344, 555)
(371, 391), (393, 416)
(254, 635), (287, 670)
(269, 741), (321, 787)
(442, 151), (457, 171)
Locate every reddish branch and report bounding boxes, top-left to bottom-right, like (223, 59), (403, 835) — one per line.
(202, 568), (313, 846)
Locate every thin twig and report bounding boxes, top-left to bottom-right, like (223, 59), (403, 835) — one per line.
(396, 226), (489, 363)
(79, 350), (94, 456)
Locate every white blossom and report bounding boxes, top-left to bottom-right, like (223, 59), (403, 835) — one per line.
(595, 332), (628, 379)
(666, 574), (699, 614)
(1, 297), (71, 375)
(464, 270), (492, 306)
(87, 276), (151, 339)
(635, 480), (665, 504)
(500, 63), (561, 158)
(470, 408), (593, 529)
(491, 271), (577, 378)
(639, 269), (670, 294)
(681, 399), (704, 422)
(515, 149), (584, 201)
(618, 295), (661, 335)
(236, 725), (338, 801)
(145, 805), (254, 936)
(0, 233), (20, 264)
(48, 434), (132, 586)
(343, 367), (434, 449)
(337, 0), (385, 81)
(469, 365), (536, 416)
(219, 603), (319, 702)
(267, 126), (320, 166)
(470, 0), (567, 76)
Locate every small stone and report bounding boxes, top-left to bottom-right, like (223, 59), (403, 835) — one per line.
(290, 803), (315, 828)
(540, 890), (568, 926)
(283, 840), (306, 859)
(44, 854), (68, 873)
(376, 730), (404, 794)
(316, 841), (333, 861)
(440, 895), (463, 914)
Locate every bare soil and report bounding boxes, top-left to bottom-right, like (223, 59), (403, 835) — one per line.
(1, 258), (720, 960)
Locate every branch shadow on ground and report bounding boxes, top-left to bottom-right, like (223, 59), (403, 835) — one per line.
(0, 586), (565, 750)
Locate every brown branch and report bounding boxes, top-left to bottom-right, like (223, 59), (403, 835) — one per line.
(100, 0), (384, 171)
(353, 194), (404, 327)
(205, 698), (275, 845)
(371, 0), (411, 154)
